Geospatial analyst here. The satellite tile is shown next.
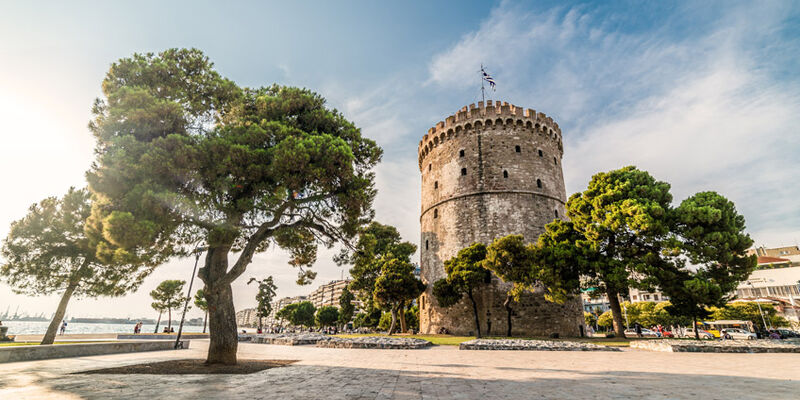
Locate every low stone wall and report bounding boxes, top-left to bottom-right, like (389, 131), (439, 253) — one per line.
(631, 339), (800, 353)
(0, 340), (190, 363)
(250, 333), (331, 346)
(117, 334), (209, 340)
(316, 337), (431, 349)
(459, 339), (620, 351)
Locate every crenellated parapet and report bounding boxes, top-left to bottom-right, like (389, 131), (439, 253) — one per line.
(418, 100), (563, 170)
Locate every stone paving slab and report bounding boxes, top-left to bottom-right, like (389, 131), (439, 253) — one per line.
(316, 336), (432, 349)
(1, 340), (799, 399)
(459, 339), (620, 351)
(631, 339), (800, 353)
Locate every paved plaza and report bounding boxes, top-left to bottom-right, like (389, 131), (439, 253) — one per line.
(1, 340), (798, 399)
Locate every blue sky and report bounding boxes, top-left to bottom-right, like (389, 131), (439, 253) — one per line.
(1, 0), (799, 318)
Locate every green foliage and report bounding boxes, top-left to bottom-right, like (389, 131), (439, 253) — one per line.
(247, 276), (277, 323)
(442, 243), (491, 295)
(373, 259), (426, 310)
(352, 308), (381, 328)
(338, 287), (355, 326)
(276, 303), (297, 323)
(315, 305), (340, 327)
(193, 289), (208, 311)
(584, 312), (597, 327)
(292, 301), (317, 327)
(434, 243), (492, 337)
(1, 187), (154, 297)
(529, 221), (591, 303)
(532, 166), (754, 336)
(373, 258), (425, 334)
(276, 301), (317, 327)
(566, 166), (673, 297)
(405, 305), (420, 332)
(85, 48), (382, 363)
(342, 222), (416, 311)
(621, 301), (685, 327)
(432, 279), (461, 308)
(150, 280), (187, 313)
(483, 235), (534, 300)
(661, 192), (756, 324)
(710, 302), (789, 329)
(597, 311), (613, 329)
(377, 311), (393, 331)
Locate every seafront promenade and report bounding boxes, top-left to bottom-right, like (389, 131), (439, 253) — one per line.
(1, 339), (798, 399)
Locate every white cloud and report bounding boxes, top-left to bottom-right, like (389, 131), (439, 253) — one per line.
(427, 1), (800, 246)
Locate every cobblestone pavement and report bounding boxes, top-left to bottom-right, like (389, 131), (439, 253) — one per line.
(1, 341), (798, 399)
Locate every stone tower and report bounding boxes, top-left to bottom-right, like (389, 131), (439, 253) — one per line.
(418, 100), (584, 336)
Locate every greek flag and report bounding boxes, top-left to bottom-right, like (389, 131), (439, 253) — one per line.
(481, 67), (496, 90)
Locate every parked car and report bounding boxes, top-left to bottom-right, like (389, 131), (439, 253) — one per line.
(720, 328), (756, 340)
(682, 328), (714, 339)
(775, 329), (800, 339)
(624, 328), (659, 337)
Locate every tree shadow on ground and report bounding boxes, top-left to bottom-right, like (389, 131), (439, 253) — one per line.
(8, 361), (799, 400)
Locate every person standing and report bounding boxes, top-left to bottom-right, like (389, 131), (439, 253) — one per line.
(59, 320), (67, 335)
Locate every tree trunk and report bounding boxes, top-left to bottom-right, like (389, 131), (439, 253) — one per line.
(154, 310), (162, 333)
(205, 281), (237, 364)
(199, 243), (239, 365)
(41, 282), (78, 345)
(693, 316), (699, 340)
(167, 308), (172, 331)
(203, 311), (208, 333)
(388, 306), (398, 336)
(606, 288), (626, 337)
(504, 295), (513, 337)
(467, 289), (482, 338)
(399, 304), (407, 333)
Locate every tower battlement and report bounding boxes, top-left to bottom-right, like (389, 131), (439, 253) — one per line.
(418, 100), (562, 170)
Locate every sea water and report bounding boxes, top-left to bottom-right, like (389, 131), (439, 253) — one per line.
(2, 320), (206, 335)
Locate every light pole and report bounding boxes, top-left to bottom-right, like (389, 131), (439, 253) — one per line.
(174, 246), (206, 349)
(746, 280), (769, 331)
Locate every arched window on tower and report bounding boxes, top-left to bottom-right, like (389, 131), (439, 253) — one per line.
(538, 149), (543, 157)
(515, 145), (521, 153)
(537, 179), (542, 188)
(425, 240), (429, 250)
(554, 157), (557, 165)
(459, 149), (465, 157)
(461, 168), (467, 176)
(433, 209), (438, 218)
(428, 164), (432, 171)
(434, 181), (438, 189)
(503, 170), (508, 179)
(555, 209), (559, 219)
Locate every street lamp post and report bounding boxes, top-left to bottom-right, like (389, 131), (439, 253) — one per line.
(746, 280), (769, 331)
(174, 246), (206, 349)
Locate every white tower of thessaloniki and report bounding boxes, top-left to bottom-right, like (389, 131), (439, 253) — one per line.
(417, 100), (584, 336)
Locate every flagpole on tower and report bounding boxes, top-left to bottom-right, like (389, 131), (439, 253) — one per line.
(481, 63), (485, 103)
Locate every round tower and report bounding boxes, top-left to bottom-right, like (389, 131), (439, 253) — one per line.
(418, 100), (584, 337)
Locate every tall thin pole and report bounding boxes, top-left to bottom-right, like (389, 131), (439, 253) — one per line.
(174, 248), (204, 349)
(747, 281), (769, 331)
(480, 63), (485, 103)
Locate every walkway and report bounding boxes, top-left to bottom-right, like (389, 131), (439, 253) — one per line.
(1, 340), (798, 399)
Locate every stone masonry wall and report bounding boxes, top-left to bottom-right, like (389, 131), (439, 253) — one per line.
(418, 100), (584, 337)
